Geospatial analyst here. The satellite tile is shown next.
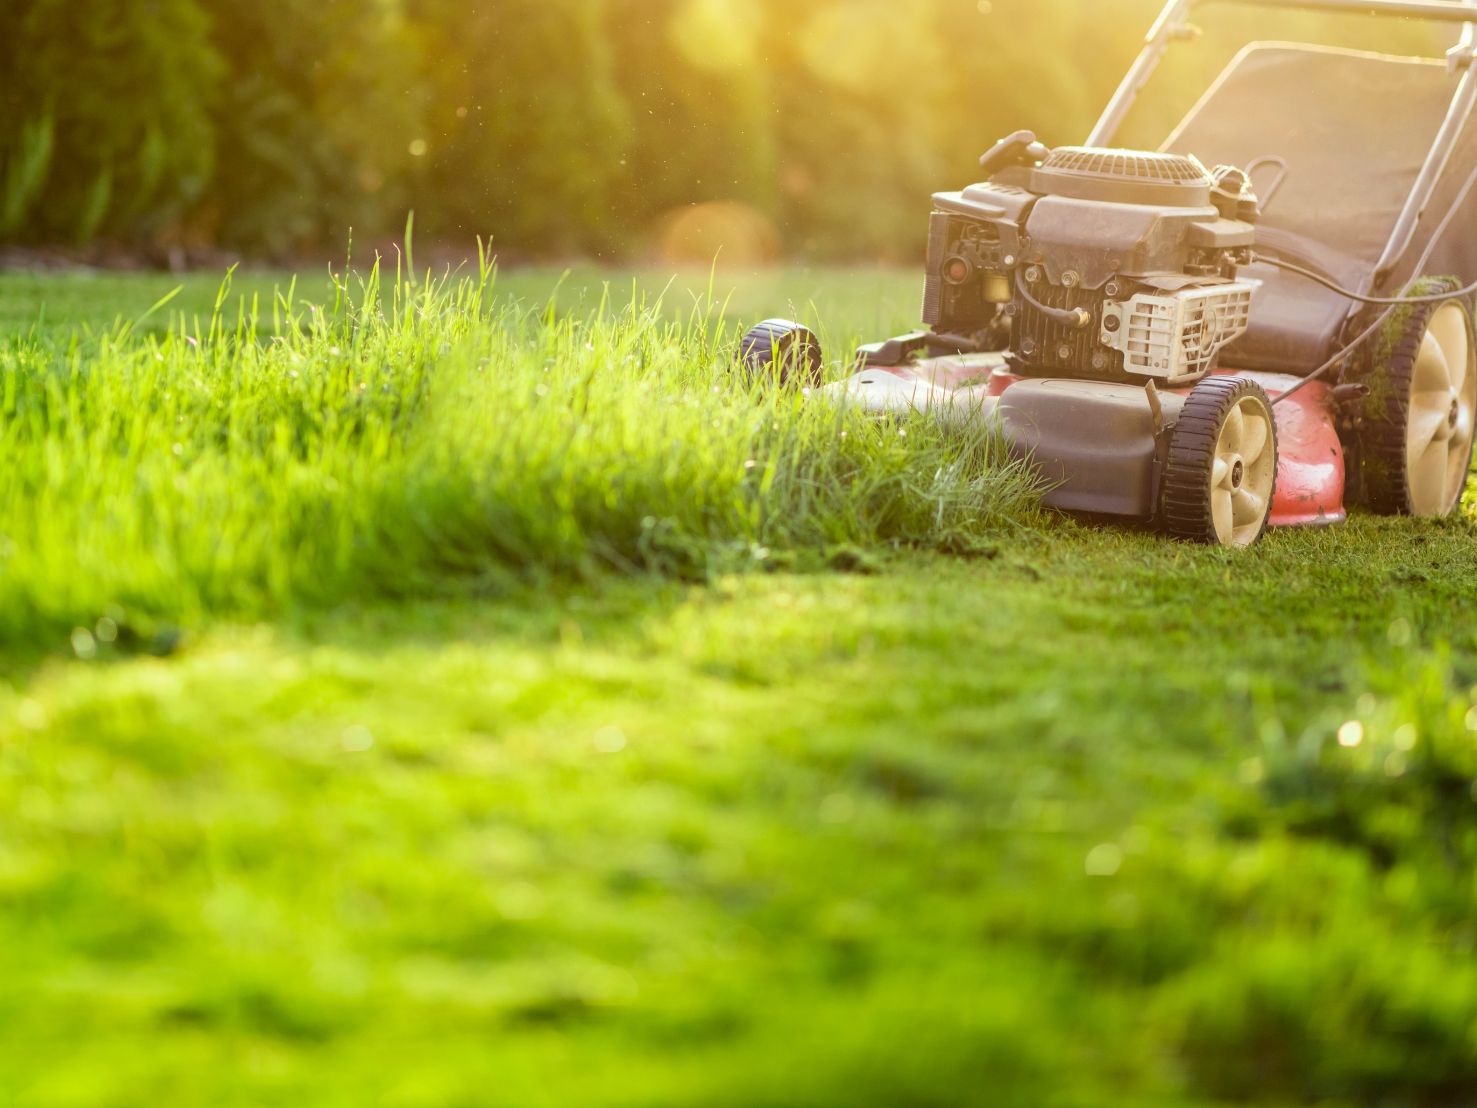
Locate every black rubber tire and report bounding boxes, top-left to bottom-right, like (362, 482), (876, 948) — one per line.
(1162, 375), (1278, 547)
(738, 319), (823, 387)
(1357, 279), (1475, 516)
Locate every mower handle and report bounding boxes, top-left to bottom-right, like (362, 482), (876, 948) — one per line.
(1088, 0), (1477, 285)
(1089, 0), (1477, 150)
(1195, 0), (1477, 22)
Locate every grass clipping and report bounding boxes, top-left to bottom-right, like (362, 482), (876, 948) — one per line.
(0, 263), (1039, 650)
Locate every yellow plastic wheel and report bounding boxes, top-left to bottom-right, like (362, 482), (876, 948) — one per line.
(1162, 376), (1278, 547)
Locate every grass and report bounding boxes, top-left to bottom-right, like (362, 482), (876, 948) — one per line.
(0, 260), (1035, 654)
(3, 263), (1477, 1106)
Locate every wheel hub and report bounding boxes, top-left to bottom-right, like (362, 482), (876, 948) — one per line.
(1163, 379), (1278, 548)
(1209, 394), (1275, 546)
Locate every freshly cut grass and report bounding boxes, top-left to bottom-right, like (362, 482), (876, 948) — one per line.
(0, 262), (1038, 654)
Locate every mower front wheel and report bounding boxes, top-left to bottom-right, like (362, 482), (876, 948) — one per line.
(738, 320), (823, 388)
(1162, 376), (1279, 548)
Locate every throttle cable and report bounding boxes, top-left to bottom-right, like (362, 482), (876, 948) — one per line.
(1261, 164), (1477, 405)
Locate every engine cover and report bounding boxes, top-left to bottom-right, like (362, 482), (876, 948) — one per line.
(1029, 147), (1213, 207)
(922, 143), (1260, 383)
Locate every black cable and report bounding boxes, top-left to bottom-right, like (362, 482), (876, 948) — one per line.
(1257, 254), (1477, 306)
(1015, 272), (1091, 329)
(1271, 304), (1403, 407)
(1269, 163), (1477, 406)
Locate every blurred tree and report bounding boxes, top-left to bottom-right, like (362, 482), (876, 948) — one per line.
(933, 0), (1133, 154)
(0, 0), (219, 244)
(603, 0), (777, 257)
(407, 0), (630, 255)
(0, 0), (1458, 259)
(199, 0), (423, 254)
(759, 0), (953, 261)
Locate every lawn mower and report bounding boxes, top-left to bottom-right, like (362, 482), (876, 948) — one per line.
(740, 0), (1477, 546)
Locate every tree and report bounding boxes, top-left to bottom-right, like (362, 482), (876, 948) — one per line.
(201, 0), (423, 253)
(0, 0), (218, 244)
(408, 0), (630, 255)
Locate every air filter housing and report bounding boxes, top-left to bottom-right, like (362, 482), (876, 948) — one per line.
(1030, 147), (1213, 206)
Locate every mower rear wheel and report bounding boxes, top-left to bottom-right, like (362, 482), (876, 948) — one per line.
(1162, 376), (1278, 548)
(1360, 291), (1476, 517)
(738, 320), (823, 388)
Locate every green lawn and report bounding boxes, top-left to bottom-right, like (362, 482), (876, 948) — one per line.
(3, 265), (1477, 1107)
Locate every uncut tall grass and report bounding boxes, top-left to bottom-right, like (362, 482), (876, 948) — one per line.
(0, 260), (1039, 653)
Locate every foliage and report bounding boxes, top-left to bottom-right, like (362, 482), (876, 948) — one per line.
(410, 0), (632, 254)
(0, 0), (219, 244)
(0, 0), (1447, 257)
(0, 117), (55, 239)
(603, 0), (777, 253)
(199, 0), (424, 255)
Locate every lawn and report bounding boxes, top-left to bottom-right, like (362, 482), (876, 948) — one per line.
(2, 263), (1477, 1107)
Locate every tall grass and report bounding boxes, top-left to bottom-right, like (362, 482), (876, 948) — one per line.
(0, 258), (1039, 653)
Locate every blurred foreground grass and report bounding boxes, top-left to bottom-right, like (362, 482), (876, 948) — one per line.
(2, 266), (1477, 1105)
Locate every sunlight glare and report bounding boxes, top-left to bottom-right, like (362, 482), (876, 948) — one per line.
(670, 0), (757, 75)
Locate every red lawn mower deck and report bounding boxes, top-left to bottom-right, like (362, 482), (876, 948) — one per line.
(821, 356), (1351, 542)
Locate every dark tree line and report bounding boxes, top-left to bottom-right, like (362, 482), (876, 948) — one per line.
(0, 0), (1437, 259)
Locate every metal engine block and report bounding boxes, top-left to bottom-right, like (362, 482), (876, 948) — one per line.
(923, 144), (1260, 384)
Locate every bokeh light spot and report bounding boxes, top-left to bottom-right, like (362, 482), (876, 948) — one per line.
(594, 726), (628, 753)
(16, 699), (47, 731)
(653, 201), (780, 268)
(1085, 843), (1123, 877)
(669, 0), (757, 75)
(71, 627), (97, 660)
(341, 724), (375, 752)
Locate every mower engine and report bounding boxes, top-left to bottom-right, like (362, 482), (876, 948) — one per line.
(924, 138), (1260, 384)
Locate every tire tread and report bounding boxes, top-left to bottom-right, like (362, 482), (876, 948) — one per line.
(1162, 376), (1278, 546)
(1358, 279), (1473, 516)
(738, 319), (822, 387)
